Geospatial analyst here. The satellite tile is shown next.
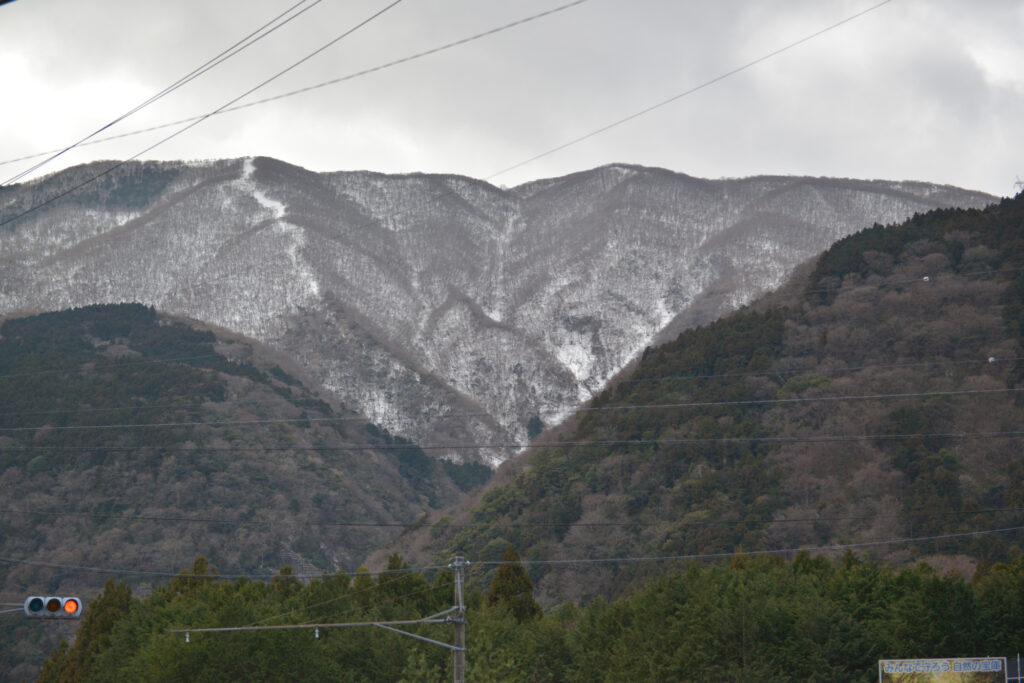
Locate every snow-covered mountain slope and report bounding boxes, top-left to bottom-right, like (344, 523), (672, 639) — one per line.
(0, 158), (995, 462)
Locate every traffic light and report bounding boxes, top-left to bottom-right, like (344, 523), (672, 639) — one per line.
(24, 596), (82, 619)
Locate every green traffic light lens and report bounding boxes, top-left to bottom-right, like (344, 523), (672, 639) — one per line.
(27, 597), (44, 613)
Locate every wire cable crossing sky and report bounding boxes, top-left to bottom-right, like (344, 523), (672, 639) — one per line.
(1, 0), (1020, 195)
(0, 0), (326, 185)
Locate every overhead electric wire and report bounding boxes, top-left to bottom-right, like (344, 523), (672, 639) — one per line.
(484, 0), (896, 181)
(479, 524), (1024, 568)
(0, 348), (1017, 424)
(292, 579), (454, 629)
(0, 276), (1011, 387)
(0, 397), (483, 422)
(0, 353), (223, 381)
(791, 262), (1024, 298)
(230, 573), (453, 630)
(1, 0), (324, 186)
(0, 553), (446, 581)
(0, 386), (1017, 436)
(0, 323), (1007, 387)
(1, 524), (1019, 583)
(0, 396), (318, 420)
(0, 0), (592, 172)
(5, 429), (1023, 457)
(4, 504), (1022, 532)
(585, 386), (1023, 413)
(0, 351), (1016, 427)
(614, 355), (1021, 387)
(0, 0), (407, 230)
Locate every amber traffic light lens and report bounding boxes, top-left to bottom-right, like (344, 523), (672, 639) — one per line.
(25, 596), (82, 618)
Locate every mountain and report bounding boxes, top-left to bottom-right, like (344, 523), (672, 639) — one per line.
(0, 158), (995, 463)
(0, 303), (488, 679)
(376, 193), (1024, 603)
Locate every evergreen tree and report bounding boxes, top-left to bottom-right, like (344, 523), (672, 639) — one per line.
(37, 578), (134, 682)
(527, 415), (544, 440)
(486, 545), (541, 623)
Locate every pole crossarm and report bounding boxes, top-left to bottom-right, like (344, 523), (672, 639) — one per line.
(170, 615), (447, 635)
(373, 622), (465, 652)
(423, 606), (459, 621)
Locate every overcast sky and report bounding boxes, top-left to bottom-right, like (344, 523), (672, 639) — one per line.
(1, 0), (1021, 196)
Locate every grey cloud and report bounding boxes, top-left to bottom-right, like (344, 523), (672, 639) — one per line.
(0, 0), (1021, 196)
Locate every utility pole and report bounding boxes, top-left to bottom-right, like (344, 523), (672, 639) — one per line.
(450, 554), (468, 683)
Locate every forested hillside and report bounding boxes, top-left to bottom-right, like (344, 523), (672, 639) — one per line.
(386, 193), (1024, 603)
(0, 304), (487, 679)
(34, 551), (1024, 681)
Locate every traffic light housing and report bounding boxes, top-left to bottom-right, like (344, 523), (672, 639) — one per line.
(24, 596), (82, 619)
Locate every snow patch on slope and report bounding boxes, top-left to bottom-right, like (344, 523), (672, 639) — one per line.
(240, 157), (287, 219)
(0, 160), (997, 464)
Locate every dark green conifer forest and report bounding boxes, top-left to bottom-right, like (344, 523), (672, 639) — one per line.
(35, 551), (1024, 682)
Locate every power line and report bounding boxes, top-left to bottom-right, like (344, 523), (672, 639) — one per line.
(0, 396), (321, 420)
(0, 350), (1014, 432)
(0, 321), (1005, 390)
(171, 612), (461, 643)
(484, 0), (896, 181)
(5, 429), (1023, 456)
(585, 387), (1023, 413)
(0, 507), (399, 528)
(480, 524), (1024, 568)
(615, 355), (1021, 387)
(0, 553), (445, 581)
(4, 504), (1021, 533)
(3, 523), (1018, 583)
(0, 373), (1009, 425)
(292, 579), (453, 629)
(0, 353), (223, 381)
(0, 0), (407, 230)
(0, 386), (1017, 434)
(0, 396), (475, 423)
(0, 348), (1015, 423)
(1, 0), (325, 186)
(0, 0), (592, 172)
(793, 263), (1024, 298)
(236, 574), (453, 630)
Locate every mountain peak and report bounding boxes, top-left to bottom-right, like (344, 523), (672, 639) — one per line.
(0, 159), (996, 462)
